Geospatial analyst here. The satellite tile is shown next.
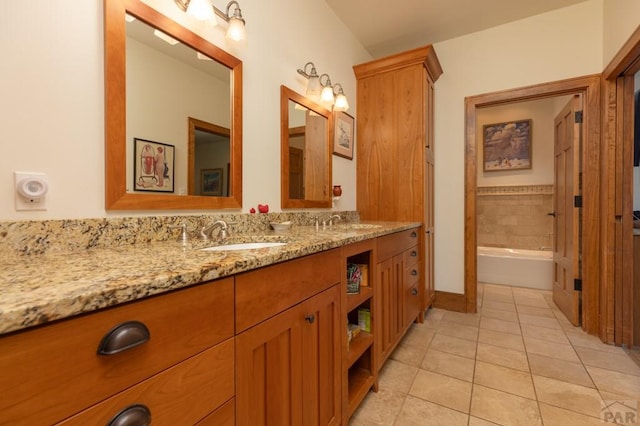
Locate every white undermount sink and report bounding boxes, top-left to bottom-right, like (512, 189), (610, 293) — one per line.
(200, 242), (287, 251)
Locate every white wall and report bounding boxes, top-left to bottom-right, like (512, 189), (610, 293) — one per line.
(0, 0), (370, 220)
(603, 0), (640, 67)
(432, 0), (603, 294)
(477, 97), (569, 187)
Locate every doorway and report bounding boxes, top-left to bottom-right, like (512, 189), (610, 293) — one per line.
(464, 75), (601, 336)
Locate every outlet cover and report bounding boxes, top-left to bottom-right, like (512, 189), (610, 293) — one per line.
(14, 172), (48, 211)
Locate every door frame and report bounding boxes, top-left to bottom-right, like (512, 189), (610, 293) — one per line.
(601, 26), (640, 346)
(464, 75), (602, 336)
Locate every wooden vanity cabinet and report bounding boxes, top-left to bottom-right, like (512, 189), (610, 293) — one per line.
(354, 46), (442, 318)
(375, 228), (422, 369)
(0, 278), (235, 425)
(235, 249), (342, 426)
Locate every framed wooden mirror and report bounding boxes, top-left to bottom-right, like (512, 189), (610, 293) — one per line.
(104, 0), (242, 210)
(280, 85), (332, 209)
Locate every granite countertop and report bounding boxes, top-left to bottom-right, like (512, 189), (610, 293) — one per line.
(0, 221), (419, 335)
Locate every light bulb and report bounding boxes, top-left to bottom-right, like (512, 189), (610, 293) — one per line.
(226, 17), (246, 41)
(186, 0), (214, 21)
(334, 93), (349, 112)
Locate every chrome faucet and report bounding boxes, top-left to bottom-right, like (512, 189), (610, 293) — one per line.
(199, 220), (230, 240)
(328, 214), (341, 226)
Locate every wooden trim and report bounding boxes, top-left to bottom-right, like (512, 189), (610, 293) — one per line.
(353, 45), (443, 82)
(464, 75), (601, 333)
(602, 25), (640, 78)
(433, 291), (466, 313)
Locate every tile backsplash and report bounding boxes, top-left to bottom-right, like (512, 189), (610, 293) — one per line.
(477, 185), (553, 250)
(0, 211), (359, 257)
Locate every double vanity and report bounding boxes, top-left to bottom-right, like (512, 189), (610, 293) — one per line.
(0, 218), (424, 425)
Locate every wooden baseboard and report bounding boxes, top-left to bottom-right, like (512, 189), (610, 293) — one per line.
(433, 291), (466, 312)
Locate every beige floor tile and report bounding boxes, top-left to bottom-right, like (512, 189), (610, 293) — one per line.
(521, 324), (569, 344)
(476, 342), (529, 372)
(483, 283), (513, 294)
(482, 300), (517, 313)
(586, 365), (640, 399)
(470, 385), (541, 425)
(524, 336), (581, 363)
(401, 324), (436, 349)
(566, 330), (630, 354)
(482, 293), (515, 304)
(409, 370), (472, 413)
(575, 346), (640, 376)
(426, 307), (446, 321)
(468, 416), (500, 426)
(436, 322), (479, 342)
(441, 311), (481, 327)
(514, 295), (550, 308)
(480, 307), (519, 323)
(539, 402), (615, 425)
(378, 358), (419, 394)
(527, 353), (595, 388)
(474, 361), (536, 399)
(421, 349), (476, 382)
(516, 305), (556, 318)
(533, 374), (605, 418)
(394, 395), (469, 426)
(480, 317), (522, 335)
(429, 333), (477, 359)
(598, 391), (640, 422)
(478, 328), (525, 351)
(518, 313), (562, 329)
(349, 387), (405, 425)
(389, 341), (428, 367)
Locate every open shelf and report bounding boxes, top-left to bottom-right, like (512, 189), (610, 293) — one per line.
(347, 367), (375, 418)
(347, 286), (373, 312)
(346, 331), (373, 368)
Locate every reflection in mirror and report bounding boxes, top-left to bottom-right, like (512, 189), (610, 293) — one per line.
(105, 0), (242, 210)
(281, 85), (332, 209)
(188, 117), (231, 196)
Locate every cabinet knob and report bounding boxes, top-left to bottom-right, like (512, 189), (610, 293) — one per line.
(97, 321), (150, 356)
(411, 231), (417, 238)
(410, 269), (418, 276)
(411, 250), (417, 257)
(425, 229), (431, 235)
(411, 288), (418, 296)
(108, 404), (151, 426)
(305, 314), (315, 324)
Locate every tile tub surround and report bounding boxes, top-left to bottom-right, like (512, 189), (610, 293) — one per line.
(477, 185), (554, 251)
(0, 213), (416, 335)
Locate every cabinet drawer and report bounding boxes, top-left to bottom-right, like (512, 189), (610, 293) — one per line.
(236, 249), (341, 332)
(406, 261), (422, 288)
(0, 278), (234, 425)
(377, 228), (421, 260)
(404, 245), (420, 269)
(197, 398), (235, 426)
(59, 338), (235, 425)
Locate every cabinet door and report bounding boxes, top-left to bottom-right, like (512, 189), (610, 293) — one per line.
(301, 286), (341, 426)
(236, 305), (304, 426)
(424, 73), (436, 311)
(236, 286), (341, 426)
(376, 256), (404, 368)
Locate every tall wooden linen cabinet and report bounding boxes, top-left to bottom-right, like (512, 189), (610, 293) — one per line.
(353, 45), (442, 321)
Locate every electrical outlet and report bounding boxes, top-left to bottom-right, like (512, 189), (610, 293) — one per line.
(15, 172), (48, 211)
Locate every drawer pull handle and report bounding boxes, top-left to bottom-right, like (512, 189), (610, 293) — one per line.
(411, 288), (418, 296)
(411, 269), (418, 276)
(411, 231), (417, 238)
(98, 321), (150, 356)
(108, 404), (151, 426)
(411, 250), (417, 257)
(305, 314), (315, 324)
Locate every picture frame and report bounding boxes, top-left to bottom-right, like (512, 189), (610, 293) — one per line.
(201, 168), (223, 196)
(133, 138), (175, 192)
(483, 119), (532, 172)
(332, 111), (355, 160)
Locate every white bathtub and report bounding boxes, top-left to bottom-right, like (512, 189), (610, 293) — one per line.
(477, 246), (553, 290)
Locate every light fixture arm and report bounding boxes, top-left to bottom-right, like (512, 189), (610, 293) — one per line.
(297, 62), (319, 79)
(319, 73), (333, 88)
(333, 83), (345, 95)
(174, 0), (245, 24)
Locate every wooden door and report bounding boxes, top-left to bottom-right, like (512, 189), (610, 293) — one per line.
(236, 305), (304, 426)
(300, 286), (341, 426)
(552, 95), (582, 326)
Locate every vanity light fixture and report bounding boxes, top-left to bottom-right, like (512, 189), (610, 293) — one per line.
(174, 0), (247, 42)
(297, 62), (322, 103)
(333, 83), (350, 112)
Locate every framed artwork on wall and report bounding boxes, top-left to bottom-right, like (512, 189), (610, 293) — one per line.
(332, 111), (355, 160)
(201, 168), (223, 196)
(133, 138), (175, 192)
(483, 119), (532, 172)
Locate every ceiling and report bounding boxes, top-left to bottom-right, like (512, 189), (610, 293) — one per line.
(325, 0), (589, 58)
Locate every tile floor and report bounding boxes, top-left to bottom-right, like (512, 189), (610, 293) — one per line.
(350, 283), (640, 425)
